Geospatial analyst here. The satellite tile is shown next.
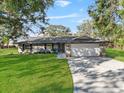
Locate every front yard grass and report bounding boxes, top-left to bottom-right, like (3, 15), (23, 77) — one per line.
(0, 48), (18, 55)
(105, 48), (124, 62)
(0, 48), (73, 93)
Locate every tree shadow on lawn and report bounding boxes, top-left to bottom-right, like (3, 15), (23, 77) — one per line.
(0, 54), (73, 93)
(16, 60), (64, 78)
(32, 83), (73, 93)
(31, 61), (73, 93)
(0, 54), (56, 68)
(0, 54), (62, 76)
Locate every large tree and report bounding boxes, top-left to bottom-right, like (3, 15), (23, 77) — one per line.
(77, 20), (95, 37)
(88, 0), (120, 40)
(0, 0), (54, 39)
(88, 0), (124, 49)
(43, 25), (72, 37)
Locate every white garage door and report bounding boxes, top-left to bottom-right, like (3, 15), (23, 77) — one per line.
(71, 44), (101, 57)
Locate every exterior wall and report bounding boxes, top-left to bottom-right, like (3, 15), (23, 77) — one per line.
(18, 43), (104, 57)
(65, 43), (103, 57)
(17, 43), (63, 54)
(32, 46), (44, 53)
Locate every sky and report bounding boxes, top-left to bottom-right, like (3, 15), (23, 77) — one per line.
(46, 0), (95, 33)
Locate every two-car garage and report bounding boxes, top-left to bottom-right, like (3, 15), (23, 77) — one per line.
(70, 44), (102, 57)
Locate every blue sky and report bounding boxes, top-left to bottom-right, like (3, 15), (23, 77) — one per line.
(46, 0), (94, 33)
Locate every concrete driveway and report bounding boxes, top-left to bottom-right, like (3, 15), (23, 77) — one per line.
(68, 57), (124, 93)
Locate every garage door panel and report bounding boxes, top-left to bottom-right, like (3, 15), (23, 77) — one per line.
(71, 44), (101, 57)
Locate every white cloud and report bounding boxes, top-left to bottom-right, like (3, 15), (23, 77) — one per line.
(47, 13), (80, 19)
(55, 0), (72, 7)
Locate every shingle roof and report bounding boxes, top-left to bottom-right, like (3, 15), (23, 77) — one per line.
(17, 36), (107, 44)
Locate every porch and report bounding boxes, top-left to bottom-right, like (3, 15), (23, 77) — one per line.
(18, 43), (66, 54)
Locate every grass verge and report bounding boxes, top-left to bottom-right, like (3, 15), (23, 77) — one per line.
(105, 48), (124, 62)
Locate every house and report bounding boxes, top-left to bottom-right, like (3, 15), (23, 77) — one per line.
(17, 36), (108, 58)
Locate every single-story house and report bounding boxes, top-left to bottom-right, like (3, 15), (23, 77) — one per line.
(17, 36), (108, 58)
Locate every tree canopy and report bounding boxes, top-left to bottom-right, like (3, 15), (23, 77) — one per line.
(0, 0), (54, 39)
(88, 0), (124, 49)
(88, 0), (120, 40)
(118, 0), (124, 19)
(77, 20), (95, 37)
(43, 25), (72, 37)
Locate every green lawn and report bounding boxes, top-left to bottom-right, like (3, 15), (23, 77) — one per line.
(105, 48), (124, 62)
(0, 48), (73, 93)
(0, 48), (18, 55)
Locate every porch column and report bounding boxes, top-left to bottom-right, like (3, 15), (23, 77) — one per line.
(44, 44), (47, 50)
(62, 43), (65, 53)
(52, 43), (54, 50)
(58, 43), (61, 53)
(22, 44), (25, 52)
(30, 44), (33, 53)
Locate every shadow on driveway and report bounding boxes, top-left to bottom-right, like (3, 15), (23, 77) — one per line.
(68, 57), (124, 93)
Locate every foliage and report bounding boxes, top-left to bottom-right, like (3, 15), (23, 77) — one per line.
(88, 0), (120, 40)
(112, 24), (124, 48)
(0, 0), (54, 39)
(2, 36), (9, 44)
(118, 0), (124, 19)
(44, 25), (72, 36)
(0, 48), (73, 93)
(88, 0), (124, 49)
(77, 20), (95, 37)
